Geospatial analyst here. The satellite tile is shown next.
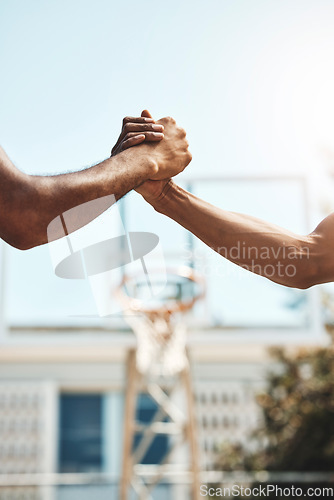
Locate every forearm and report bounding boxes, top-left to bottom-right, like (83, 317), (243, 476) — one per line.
(152, 183), (327, 289)
(0, 147), (156, 249)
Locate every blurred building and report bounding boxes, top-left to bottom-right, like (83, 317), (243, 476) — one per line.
(0, 328), (270, 498)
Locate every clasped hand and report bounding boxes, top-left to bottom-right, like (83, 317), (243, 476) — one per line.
(111, 109), (191, 202)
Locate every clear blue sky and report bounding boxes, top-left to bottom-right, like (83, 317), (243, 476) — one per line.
(1, 0), (334, 326)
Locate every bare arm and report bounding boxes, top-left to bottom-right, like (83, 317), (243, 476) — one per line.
(0, 145), (158, 250)
(144, 182), (334, 289)
(0, 115), (191, 250)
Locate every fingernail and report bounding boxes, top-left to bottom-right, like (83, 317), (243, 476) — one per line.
(153, 132), (164, 137)
(144, 118), (154, 122)
(153, 124), (164, 131)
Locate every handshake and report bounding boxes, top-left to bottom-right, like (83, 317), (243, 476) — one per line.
(110, 109), (192, 204)
(0, 109), (190, 250)
(0, 106), (322, 291)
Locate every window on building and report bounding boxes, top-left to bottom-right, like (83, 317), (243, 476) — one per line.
(59, 394), (103, 473)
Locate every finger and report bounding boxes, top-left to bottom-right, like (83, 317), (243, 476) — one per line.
(141, 109), (153, 119)
(158, 116), (176, 126)
(123, 115), (154, 125)
(113, 120), (162, 153)
(121, 134), (146, 151)
(123, 122), (164, 134)
(123, 131), (164, 142)
(141, 131), (164, 141)
(183, 150), (192, 168)
(178, 127), (187, 139)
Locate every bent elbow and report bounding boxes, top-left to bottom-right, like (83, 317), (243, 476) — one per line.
(1, 212), (40, 250)
(294, 278), (315, 290)
(292, 262), (321, 290)
(15, 238), (36, 251)
(2, 232), (35, 251)
(15, 227), (41, 250)
(0, 174), (42, 250)
(292, 252), (325, 290)
(284, 239), (321, 289)
(289, 266), (317, 289)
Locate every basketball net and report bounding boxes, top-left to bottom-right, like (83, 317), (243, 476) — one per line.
(115, 267), (205, 377)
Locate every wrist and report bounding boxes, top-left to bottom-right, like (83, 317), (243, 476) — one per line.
(152, 181), (186, 214)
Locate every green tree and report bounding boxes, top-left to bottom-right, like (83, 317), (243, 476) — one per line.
(214, 347), (334, 497)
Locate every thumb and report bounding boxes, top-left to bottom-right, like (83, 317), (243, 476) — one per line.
(141, 109), (153, 119)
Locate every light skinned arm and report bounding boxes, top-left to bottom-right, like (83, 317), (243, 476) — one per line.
(140, 181), (334, 290)
(0, 115), (191, 250)
(136, 110), (329, 289)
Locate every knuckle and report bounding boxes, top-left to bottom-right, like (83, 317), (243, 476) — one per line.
(163, 116), (176, 124)
(123, 122), (130, 132)
(177, 126), (186, 138)
(123, 116), (130, 125)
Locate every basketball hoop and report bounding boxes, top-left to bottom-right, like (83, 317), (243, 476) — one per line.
(118, 266), (205, 500)
(114, 266), (205, 376)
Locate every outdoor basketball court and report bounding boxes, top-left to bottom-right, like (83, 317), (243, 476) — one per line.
(0, 175), (328, 499)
